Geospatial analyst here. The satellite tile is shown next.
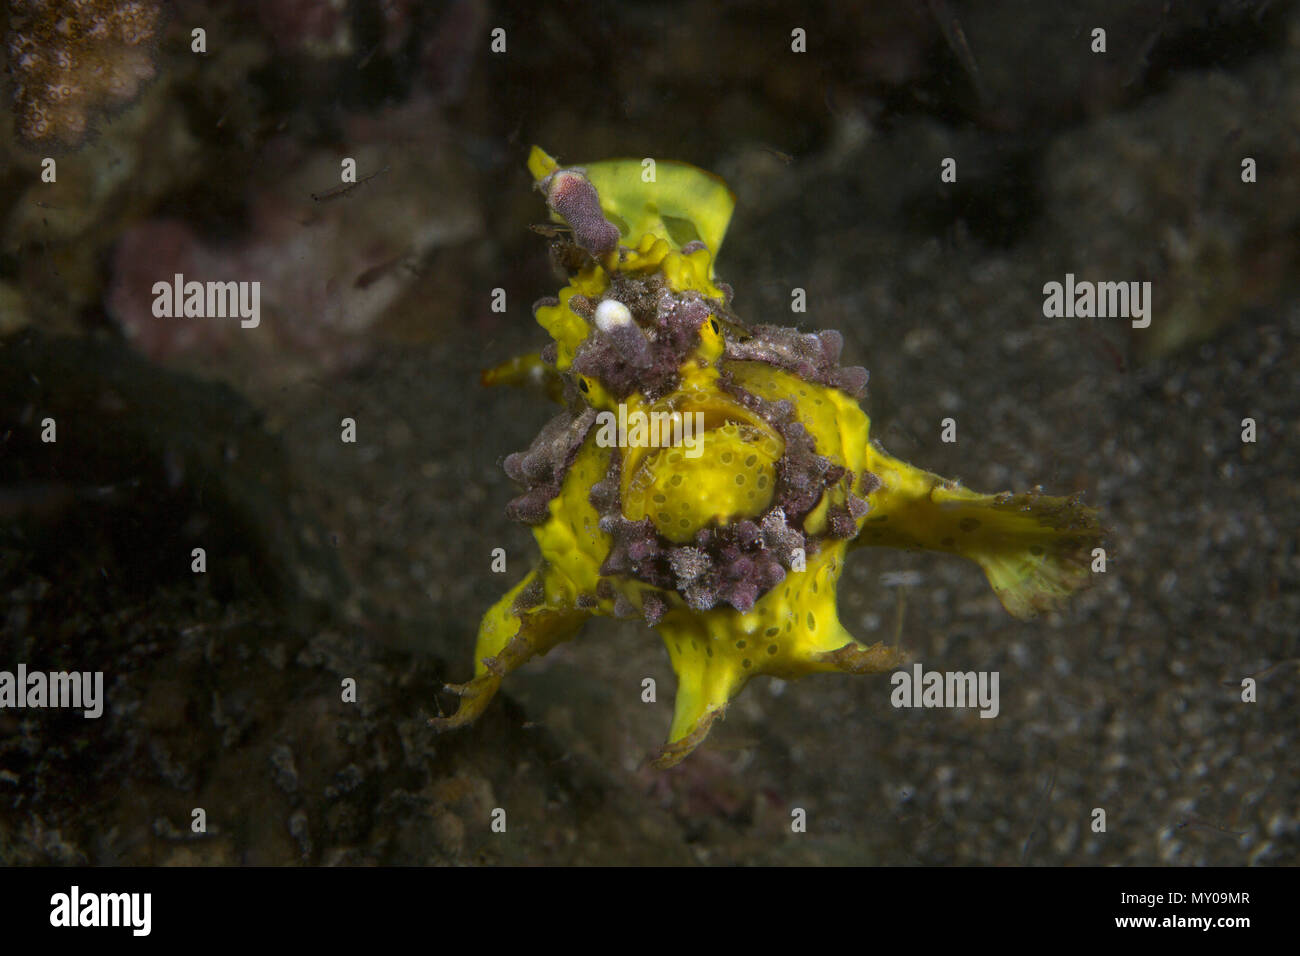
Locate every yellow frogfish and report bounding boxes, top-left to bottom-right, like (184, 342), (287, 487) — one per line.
(431, 146), (1103, 768)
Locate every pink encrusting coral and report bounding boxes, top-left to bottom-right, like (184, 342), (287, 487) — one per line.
(105, 103), (482, 382)
(6, 0), (163, 149)
(105, 219), (233, 359)
(106, 189), (424, 372)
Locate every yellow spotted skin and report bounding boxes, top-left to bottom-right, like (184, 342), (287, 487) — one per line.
(654, 544), (902, 764)
(432, 146), (1105, 768)
(622, 410), (783, 543)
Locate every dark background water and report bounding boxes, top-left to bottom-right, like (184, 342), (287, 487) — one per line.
(0, 0), (1295, 864)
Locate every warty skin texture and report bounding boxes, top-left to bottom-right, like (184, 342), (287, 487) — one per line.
(432, 147), (1103, 768)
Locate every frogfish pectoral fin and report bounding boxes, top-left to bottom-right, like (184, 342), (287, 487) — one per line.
(858, 442), (1105, 619)
(649, 546), (907, 768)
(430, 563), (591, 731)
(651, 614), (744, 769)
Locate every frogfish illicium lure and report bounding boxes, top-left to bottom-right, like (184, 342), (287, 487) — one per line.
(431, 147), (1103, 767)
